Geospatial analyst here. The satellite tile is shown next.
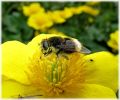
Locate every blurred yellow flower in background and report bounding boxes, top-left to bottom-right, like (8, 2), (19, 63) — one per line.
(22, 3), (100, 31)
(47, 11), (66, 24)
(27, 12), (53, 30)
(47, 7), (73, 23)
(23, 3), (45, 16)
(81, 6), (100, 16)
(69, 7), (82, 14)
(86, 2), (100, 6)
(2, 34), (118, 98)
(70, 5), (100, 16)
(107, 30), (118, 51)
(59, 7), (73, 19)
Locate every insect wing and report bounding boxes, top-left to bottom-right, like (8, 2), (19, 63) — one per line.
(80, 46), (91, 54)
(57, 40), (75, 52)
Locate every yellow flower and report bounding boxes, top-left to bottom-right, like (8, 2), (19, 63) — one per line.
(23, 3), (45, 16)
(70, 7), (83, 14)
(59, 7), (73, 19)
(86, 2), (100, 6)
(27, 12), (53, 30)
(23, 4), (100, 30)
(2, 34), (118, 98)
(47, 11), (66, 24)
(80, 6), (100, 16)
(46, 8), (73, 24)
(107, 31), (118, 51)
(70, 5), (100, 16)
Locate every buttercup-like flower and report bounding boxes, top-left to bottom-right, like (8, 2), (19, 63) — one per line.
(23, 3), (45, 16)
(70, 5), (99, 15)
(107, 30), (118, 51)
(46, 8), (73, 24)
(23, 3), (100, 31)
(27, 12), (53, 30)
(86, 2), (100, 6)
(47, 11), (66, 24)
(79, 6), (100, 16)
(59, 7), (73, 19)
(2, 34), (118, 98)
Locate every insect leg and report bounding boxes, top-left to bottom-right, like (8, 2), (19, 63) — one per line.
(56, 50), (69, 60)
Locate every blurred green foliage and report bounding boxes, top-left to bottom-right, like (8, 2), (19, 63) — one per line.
(2, 2), (118, 53)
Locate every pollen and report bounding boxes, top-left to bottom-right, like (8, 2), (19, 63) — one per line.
(26, 50), (87, 97)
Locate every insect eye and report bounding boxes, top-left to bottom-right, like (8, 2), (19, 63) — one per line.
(42, 40), (49, 50)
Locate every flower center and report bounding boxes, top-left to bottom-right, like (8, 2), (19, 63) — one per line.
(27, 51), (86, 97)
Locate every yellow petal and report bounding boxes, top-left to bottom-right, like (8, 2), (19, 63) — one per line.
(107, 31), (118, 51)
(2, 41), (33, 84)
(86, 2), (100, 6)
(81, 6), (100, 16)
(2, 78), (43, 98)
(27, 12), (53, 30)
(2, 76), (116, 98)
(60, 7), (73, 19)
(22, 3), (45, 16)
(84, 51), (118, 92)
(47, 11), (66, 24)
(78, 84), (116, 98)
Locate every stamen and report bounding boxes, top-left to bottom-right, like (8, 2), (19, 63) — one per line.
(53, 70), (57, 83)
(58, 66), (61, 82)
(27, 52), (86, 97)
(48, 65), (52, 82)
